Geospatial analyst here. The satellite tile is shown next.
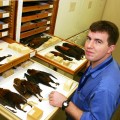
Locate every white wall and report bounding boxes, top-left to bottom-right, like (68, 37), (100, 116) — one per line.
(54, 0), (106, 39)
(54, 0), (82, 39)
(102, 0), (120, 63)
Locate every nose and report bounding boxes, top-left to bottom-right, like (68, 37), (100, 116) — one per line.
(86, 40), (94, 48)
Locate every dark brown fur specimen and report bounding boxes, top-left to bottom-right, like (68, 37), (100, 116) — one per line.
(63, 42), (85, 56)
(55, 45), (82, 60)
(55, 42), (85, 60)
(0, 88), (31, 113)
(28, 37), (50, 49)
(13, 78), (43, 101)
(50, 51), (73, 61)
(24, 69), (59, 89)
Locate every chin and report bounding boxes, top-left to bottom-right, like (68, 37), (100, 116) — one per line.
(85, 55), (94, 62)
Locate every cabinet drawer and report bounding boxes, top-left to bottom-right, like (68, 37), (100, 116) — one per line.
(0, 39), (36, 73)
(0, 11), (9, 18)
(36, 34), (88, 75)
(0, 59), (78, 120)
(22, 12), (52, 22)
(0, 30), (8, 38)
(21, 20), (49, 32)
(23, 4), (53, 12)
(0, 22), (9, 30)
(20, 26), (50, 39)
(0, 54), (30, 73)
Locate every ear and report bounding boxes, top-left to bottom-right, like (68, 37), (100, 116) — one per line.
(107, 45), (116, 53)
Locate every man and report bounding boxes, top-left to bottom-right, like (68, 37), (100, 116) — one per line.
(49, 21), (120, 120)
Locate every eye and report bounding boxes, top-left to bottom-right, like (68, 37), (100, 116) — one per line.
(95, 39), (103, 44)
(86, 36), (91, 41)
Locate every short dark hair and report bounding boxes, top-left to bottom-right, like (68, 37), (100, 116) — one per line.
(89, 20), (119, 45)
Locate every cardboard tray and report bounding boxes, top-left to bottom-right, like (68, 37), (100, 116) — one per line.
(0, 59), (78, 120)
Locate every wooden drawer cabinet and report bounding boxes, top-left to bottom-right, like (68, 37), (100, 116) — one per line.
(0, 1), (10, 38)
(0, 1), (16, 39)
(15, 0), (59, 44)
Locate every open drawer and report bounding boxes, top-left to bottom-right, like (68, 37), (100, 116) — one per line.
(0, 59), (78, 120)
(36, 34), (88, 75)
(0, 38), (36, 73)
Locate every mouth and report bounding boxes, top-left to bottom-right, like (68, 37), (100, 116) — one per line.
(85, 50), (93, 56)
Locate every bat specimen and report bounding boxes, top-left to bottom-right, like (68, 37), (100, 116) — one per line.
(0, 54), (12, 62)
(0, 88), (31, 113)
(24, 69), (59, 89)
(28, 37), (50, 49)
(63, 42), (85, 55)
(55, 45), (81, 60)
(55, 42), (85, 60)
(13, 78), (43, 101)
(50, 51), (73, 61)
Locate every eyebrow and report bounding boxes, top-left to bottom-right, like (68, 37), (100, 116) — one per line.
(87, 36), (91, 39)
(87, 35), (103, 42)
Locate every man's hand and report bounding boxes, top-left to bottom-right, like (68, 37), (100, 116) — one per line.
(49, 91), (67, 107)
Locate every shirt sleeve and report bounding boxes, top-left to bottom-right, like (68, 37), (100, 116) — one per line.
(80, 90), (116, 120)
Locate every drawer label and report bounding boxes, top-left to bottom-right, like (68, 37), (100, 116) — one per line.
(47, 21), (50, 24)
(2, 31), (8, 37)
(3, 0), (9, 6)
(48, 13), (52, 16)
(3, 13), (9, 18)
(2, 24), (8, 29)
(46, 27), (50, 30)
(49, 5), (53, 8)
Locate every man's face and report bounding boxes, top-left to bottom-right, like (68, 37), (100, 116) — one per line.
(84, 31), (115, 66)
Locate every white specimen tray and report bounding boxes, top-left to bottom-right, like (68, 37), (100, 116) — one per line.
(0, 40), (23, 64)
(37, 40), (87, 71)
(0, 40), (36, 73)
(0, 60), (78, 120)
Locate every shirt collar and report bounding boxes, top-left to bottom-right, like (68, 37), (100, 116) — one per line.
(89, 56), (113, 78)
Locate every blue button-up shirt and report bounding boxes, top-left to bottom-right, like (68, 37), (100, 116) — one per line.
(69, 56), (120, 120)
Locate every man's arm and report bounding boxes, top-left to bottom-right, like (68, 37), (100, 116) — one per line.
(49, 91), (83, 120)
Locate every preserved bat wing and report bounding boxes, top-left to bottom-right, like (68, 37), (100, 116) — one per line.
(28, 37), (50, 49)
(63, 42), (85, 56)
(27, 69), (57, 80)
(0, 54), (12, 62)
(50, 51), (73, 61)
(13, 78), (43, 102)
(24, 69), (59, 89)
(24, 73), (39, 84)
(55, 45), (82, 60)
(0, 88), (31, 113)
(24, 73), (56, 89)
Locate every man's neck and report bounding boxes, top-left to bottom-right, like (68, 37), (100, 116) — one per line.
(91, 55), (112, 68)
